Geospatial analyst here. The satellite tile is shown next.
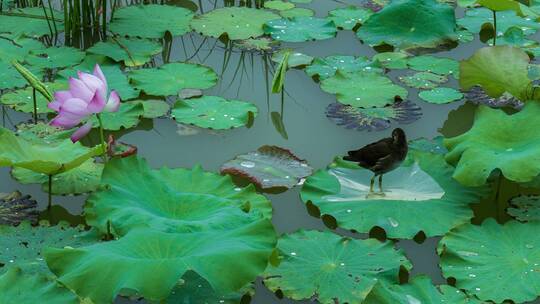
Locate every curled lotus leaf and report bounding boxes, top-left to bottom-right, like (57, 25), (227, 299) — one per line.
(418, 87), (464, 104)
(464, 86), (523, 110)
(25, 46), (85, 69)
(444, 102), (540, 186)
(264, 17), (337, 42)
(300, 150), (486, 239)
(220, 145), (313, 191)
(325, 101), (422, 132)
(508, 195), (540, 222)
(458, 8), (540, 37)
(87, 37), (162, 67)
(327, 6), (374, 30)
(263, 230), (411, 304)
(438, 219), (540, 303)
(0, 8), (64, 37)
(0, 192), (38, 226)
(305, 55), (383, 80)
(0, 82), (67, 114)
(399, 72), (448, 89)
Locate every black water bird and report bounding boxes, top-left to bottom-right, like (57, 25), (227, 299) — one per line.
(343, 128), (408, 194)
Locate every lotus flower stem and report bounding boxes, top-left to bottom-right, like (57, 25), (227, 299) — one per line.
(32, 88), (38, 124)
(96, 113), (108, 162)
(47, 174), (52, 210)
(494, 173), (503, 222)
(492, 10), (497, 46)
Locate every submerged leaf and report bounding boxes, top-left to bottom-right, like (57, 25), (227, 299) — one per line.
(508, 195), (540, 222)
(0, 192), (38, 225)
(264, 17), (337, 42)
(464, 86), (523, 109)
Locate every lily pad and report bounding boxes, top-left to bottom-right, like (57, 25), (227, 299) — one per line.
(458, 8), (540, 37)
(444, 101), (540, 186)
(406, 55), (459, 77)
(438, 219), (540, 303)
(264, 0), (294, 10)
(0, 8), (64, 37)
(110, 4), (194, 38)
(190, 7), (280, 40)
(306, 55), (382, 80)
(0, 61), (41, 90)
(0, 82), (67, 114)
(327, 6), (373, 30)
(464, 85), (523, 109)
(300, 150), (486, 238)
(325, 101), (422, 132)
(130, 99), (170, 118)
(14, 122), (72, 144)
(320, 71), (408, 107)
(271, 50), (313, 68)
(171, 96), (257, 130)
(87, 37), (162, 67)
(399, 72), (448, 89)
(357, 0), (458, 50)
(0, 192), (38, 225)
(280, 7), (314, 18)
(372, 51), (409, 69)
(264, 17), (337, 42)
(90, 101), (144, 131)
(25, 46), (85, 69)
(263, 230), (411, 303)
(220, 145), (313, 191)
(129, 62), (217, 96)
(419, 87), (464, 104)
(508, 195), (540, 222)
(0, 34), (44, 63)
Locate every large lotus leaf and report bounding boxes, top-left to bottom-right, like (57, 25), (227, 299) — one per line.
(300, 151), (485, 239)
(129, 62), (217, 96)
(0, 82), (67, 114)
(328, 6), (373, 30)
(167, 271), (247, 304)
(364, 275), (482, 303)
(305, 55), (382, 80)
(25, 46), (85, 69)
(0, 221), (93, 276)
(444, 102), (540, 186)
(0, 127), (102, 175)
(0, 268), (78, 304)
(263, 230), (411, 303)
(419, 87), (464, 104)
(190, 7), (280, 40)
(458, 8), (540, 36)
(508, 195), (540, 222)
(320, 71), (408, 107)
(0, 8), (64, 37)
(12, 159), (104, 195)
(110, 4), (193, 38)
(264, 17), (337, 42)
(87, 37), (162, 67)
(84, 156), (272, 236)
(220, 145), (313, 190)
(438, 219), (540, 303)
(0, 61), (42, 90)
(172, 96), (257, 130)
(406, 55), (459, 77)
(89, 101), (144, 130)
(0, 34), (44, 63)
(0, 192), (38, 225)
(460, 46), (531, 100)
(356, 0), (458, 50)
(399, 72), (448, 89)
(325, 101), (422, 132)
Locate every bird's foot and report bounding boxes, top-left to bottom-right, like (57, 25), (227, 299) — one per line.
(366, 191), (386, 199)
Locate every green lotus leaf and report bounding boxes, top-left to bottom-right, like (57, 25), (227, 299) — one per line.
(495, 26), (539, 47)
(306, 55), (382, 80)
(439, 219), (540, 303)
(25, 46), (85, 69)
(408, 136), (448, 155)
(87, 37), (162, 67)
(399, 72), (448, 89)
(0, 191), (38, 225)
(372, 51), (409, 69)
(300, 150), (486, 238)
(264, 17), (337, 42)
(45, 223), (275, 304)
(477, 0), (523, 15)
(0, 268), (78, 304)
(357, 0), (458, 50)
(508, 195), (540, 222)
(234, 37), (277, 52)
(110, 4), (194, 38)
(0, 61), (43, 90)
(263, 230), (411, 303)
(0, 8), (64, 37)
(460, 46), (531, 100)
(0, 82), (67, 114)
(320, 71), (408, 107)
(264, 0), (294, 10)
(220, 145), (313, 190)
(0, 127), (102, 175)
(129, 62), (217, 96)
(0, 221), (94, 276)
(419, 87), (464, 104)
(406, 55), (459, 77)
(172, 96), (257, 130)
(290, 0), (311, 2)
(190, 7), (280, 40)
(12, 159), (104, 195)
(167, 271), (248, 304)
(364, 275), (482, 303)
(89, 101), (144, 131)
(84, 156), (272, 236)
(0, 34), (44, 63)
(327, 6), (373, 30)
(280, 7), (314, 18)
(271, 50), (313, 68)
(458, 8), (540, 36)
(14, 122), (72, 144)
(130, 99), (170, 118)
(444, 102), (540, 186)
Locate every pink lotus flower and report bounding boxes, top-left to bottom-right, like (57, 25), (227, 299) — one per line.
(49, 64), (120, 142)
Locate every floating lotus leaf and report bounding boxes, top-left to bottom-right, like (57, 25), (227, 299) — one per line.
(444, 102), (540, 186)
(25, 46), (85, 69)
(84, 156), (272, 235)
(419, 87), (464, 104)
(264, 0), (294, 10)
(271, 50), (313, 68)
(110, 4), (193, 38)
(167, 271), (247, 304)
(264, 17), (337, 42)
(0, 192), (38, 225)
(0, 62), (42, 90)
(406, 55), (459, 77)
(14, 122), (72, 144)
(458, 8), (540, 36)
(87, 37), (162, 67)
(280, 7), (314, 18)
(364, 275), (482, 303)
(495, 26), (538, 47)
(301, 150), (485, 238)
(0, 268), (78, 304)
(190, 7), (280, 40)
(234, 37), (277, 52)
(129, 62), (217, 96)
(130, 99), (170, 118)
(220, 145), (313, 190)
(89, 101), (144, 130)
(263, 230), (411, 303)
(357, 0), (458, 50)
(320, 71), (408, 107)
(172, 96), (257, 130)
(460, 46), (531, 100)
(0, 221), (93, 276)
(327, 6), (373, 30)
(0, 8), (64, 37)
(408, 136), (448, 155)
(325, 101), (422, 132)
(508, 195), (540, 222)
(12, 159), (104, 195)
(0, 127), (102, 175)
(399, 72), (448, 89)
(464, 86), (523, 109)
(0, 34), (44, 63)
(0, 82), (67, 114)
(372, 51), (409, 69)
(306, 55), (382, 80)
(438, 219), (540, 303)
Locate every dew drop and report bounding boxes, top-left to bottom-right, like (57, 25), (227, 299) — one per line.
(240, 161), (255, 168)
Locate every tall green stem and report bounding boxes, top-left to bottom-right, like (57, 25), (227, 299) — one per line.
(493, 10), (497, 46)
(32, 88), (37, 124)
(96, 113), (108, 162)
(494, 173), (503, 222)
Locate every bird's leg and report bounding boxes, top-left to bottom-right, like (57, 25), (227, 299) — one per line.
(379, 174), (383, 193)
(370, 175), (375, 193)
